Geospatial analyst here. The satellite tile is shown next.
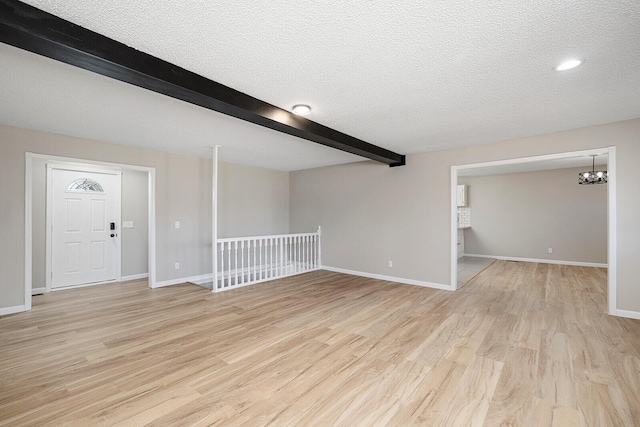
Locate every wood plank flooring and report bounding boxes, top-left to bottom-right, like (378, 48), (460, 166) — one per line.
(1, 261), (639, 426)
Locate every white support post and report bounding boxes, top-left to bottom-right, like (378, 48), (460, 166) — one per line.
(212, 145), (220, 292)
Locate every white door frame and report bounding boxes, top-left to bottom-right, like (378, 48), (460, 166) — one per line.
(450, 146), (617, 315)
(24, 153), (156, 308)
(46, 162), (122, 292)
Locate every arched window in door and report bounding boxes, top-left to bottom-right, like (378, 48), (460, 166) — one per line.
(67, 178), (104, 193)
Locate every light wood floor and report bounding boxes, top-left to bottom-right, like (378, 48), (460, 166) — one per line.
(1, 262), (639, 426)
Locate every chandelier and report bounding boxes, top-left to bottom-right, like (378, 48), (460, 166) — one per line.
(578, 155), (607, 185)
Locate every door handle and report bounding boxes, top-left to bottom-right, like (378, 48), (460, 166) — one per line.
(110, 233), (117, 237)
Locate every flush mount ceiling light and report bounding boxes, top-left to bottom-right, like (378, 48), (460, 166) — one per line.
(555, 58), (583, 71)
(292, 104), (311, 116)
(579, 155), (608, 185)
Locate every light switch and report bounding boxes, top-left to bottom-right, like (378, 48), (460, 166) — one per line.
(122, 221), (134, 229)
(175, 221), (181, 229)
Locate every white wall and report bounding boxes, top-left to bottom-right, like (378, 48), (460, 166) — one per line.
(290, 118), (640, 313)
(460, 167), (607, 264)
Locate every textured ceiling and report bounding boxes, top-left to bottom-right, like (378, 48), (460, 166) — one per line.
(2, 0), (640, 170)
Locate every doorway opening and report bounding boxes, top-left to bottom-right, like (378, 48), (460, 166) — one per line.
(25, 153), (156, 309)
(450, 147), (617, 315)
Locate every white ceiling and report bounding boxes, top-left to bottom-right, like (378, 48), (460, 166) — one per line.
(1, 1), (639, 171)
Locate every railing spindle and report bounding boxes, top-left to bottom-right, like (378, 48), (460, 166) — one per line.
(269, 237), (272, 278)
(296, 236), (300, 273)
(240, 240), (245, 284)
(219, 242), (224, 290)
(278, 237), (284, 277)
(259, 239), (263, 280)
(232, 241), (237, 286)
(227, 241), (231, 288)
(251, 239), (255, 281)
(276, 237), (280, 278)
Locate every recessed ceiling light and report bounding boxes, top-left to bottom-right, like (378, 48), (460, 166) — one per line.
(292, 104), (311, 116)
(555, 58), (583, 71)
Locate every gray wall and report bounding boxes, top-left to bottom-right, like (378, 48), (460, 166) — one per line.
(218, 161), (289, 238)
(459, 167), (607, 264)
(290, 118), (640, 312)
(0, 124), (289, 309)
(31, 158), (47, 289)
(121, 169), (149, 277)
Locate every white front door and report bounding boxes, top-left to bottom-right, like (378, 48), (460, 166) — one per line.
(51, 167), (121, 288)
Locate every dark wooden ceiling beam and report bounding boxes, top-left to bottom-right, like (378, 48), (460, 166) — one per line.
(0, 0), (405, 167)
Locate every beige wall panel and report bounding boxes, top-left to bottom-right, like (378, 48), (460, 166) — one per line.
(460, 167), (607, 263)
(291, 118), (640, 312)
(121, 169), (149, 277)
(218, 161), (289, 238)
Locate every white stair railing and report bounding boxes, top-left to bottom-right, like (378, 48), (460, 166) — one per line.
(214, 226), (321, 292)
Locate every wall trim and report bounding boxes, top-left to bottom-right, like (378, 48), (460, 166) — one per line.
(463, 254), (607, 268)
(154, 273), (213, 289)
(616, 309), (640, 320)
(120, 273), (149, 282)
(0, 305), (26, 316)
(32, 287), (45, 295)
(607, 146), (617, 316)
(322, 266), (453, 291)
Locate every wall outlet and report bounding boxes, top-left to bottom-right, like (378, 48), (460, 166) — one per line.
(388, 261), (393, 267)
(174, 262), (180, 270)
(548, 248), (553, 254)
(175, 221), (181, 229)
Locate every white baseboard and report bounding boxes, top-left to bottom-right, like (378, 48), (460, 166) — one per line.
(0, 305), (26, 316)
(120, 273), (149, 282)
(322, 266), (453, 291)
(154, 273), (213, 288)
(463, 254), (607, 268)
(615, 309), (640, 320)
(32, 287), (45, 295)
(189, 274), (215, 285)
